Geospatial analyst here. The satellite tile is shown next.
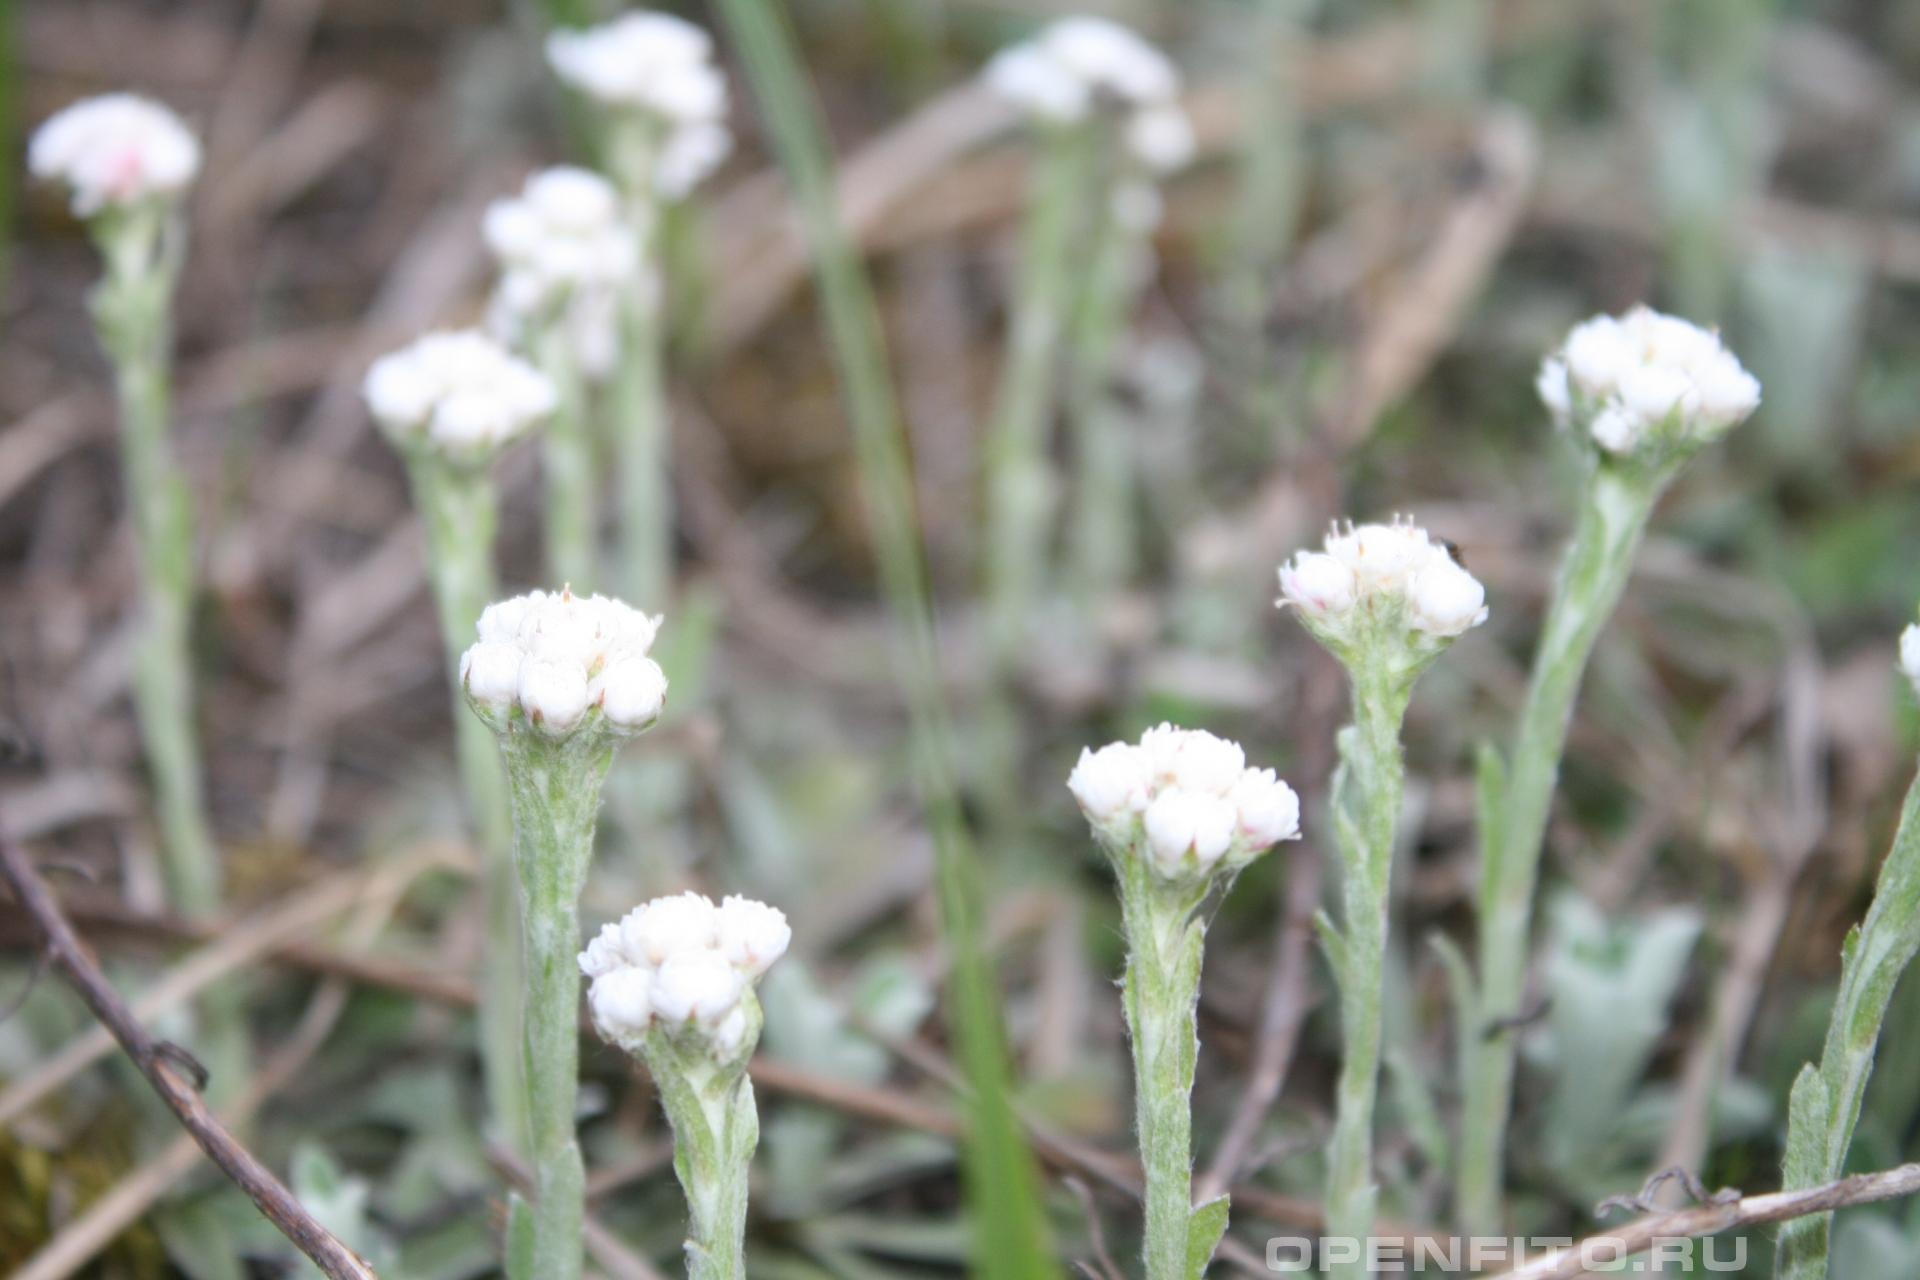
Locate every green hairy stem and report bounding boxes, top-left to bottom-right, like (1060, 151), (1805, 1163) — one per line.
(500, 733), (615, 1280)
(404, 455), (525, 1154)
(91, 206), (247, 1092)
(1064, 177), (1150, 609)
(982, 125), (1093, 663)
(1113, 853), (1219, 1280)
(608, 126), (671, 610)
(537, 326), (597, 588)
(91, 210), (219, 922)
(646, 1022), (763, 1280)
(1323, 669), (1414, 1279)
(1775, 768), (1920, 1278)
(1457, 464), (1661, 1235)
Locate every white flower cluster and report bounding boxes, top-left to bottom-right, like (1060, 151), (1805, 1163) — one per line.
(30, 93), (201, 216)
(983, 17), (1194, 174)
(1069, 724), (1299, 878)
(484, 167), (642, 379)
(581, 892), (790, 1056)
(460, 589), (668, 737)
(364, 330), (556, 458)
(1537, 306), (1761, 457)
(1901, 624), (1920, 699)
(546, 13), (733, 198)
(1279, 517), (1488, 640)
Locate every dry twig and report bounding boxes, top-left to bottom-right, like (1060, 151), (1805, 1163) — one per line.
(0, 834), (379, 1280)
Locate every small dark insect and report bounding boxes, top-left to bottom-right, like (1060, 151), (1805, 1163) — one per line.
(1434, 537), (1468, 569)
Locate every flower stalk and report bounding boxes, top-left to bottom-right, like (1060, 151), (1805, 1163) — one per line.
(460, 588), (669, 1280)
(1455, 463), (1657, 1235)
(1455, 308), (1761, 1234)
(1773, 629), (1920, 1280)
(365, 329), (558, 1155)
(1278, 517), (1488, 1275)
(981, 123), (1091, 661)
(1069, 724), (1302, 1279)
(536, 327), (597, 587)
(404, 452), (526, 1152)
(582, 892), (789, 1279)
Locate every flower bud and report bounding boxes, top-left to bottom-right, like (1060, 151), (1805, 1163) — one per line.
(1143, 788), (1236, 873)
(1901, 624), (1920, 697)
(1408, 557), (1489, 638)
(1068, 743), (1152, 823)
(589, 966), (655, 1042)
(716, 896), (792, 979)
(1278, 551), (1358, 617)
(519, 658), (590, 735)
(652, 949), (746, 1028)
(1229, 770), (1301, 850)
(595, 658), (669, 730)
(621, 891), (719, 967)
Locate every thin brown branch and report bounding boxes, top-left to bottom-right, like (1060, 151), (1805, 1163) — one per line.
(1484, 1163), (1920, 1280)
(0, 835), (379, 1280)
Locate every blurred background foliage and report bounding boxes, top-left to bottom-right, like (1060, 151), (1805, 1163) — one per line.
(7, 0), (1920, 1275)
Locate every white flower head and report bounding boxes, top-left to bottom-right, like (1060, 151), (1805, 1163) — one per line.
(1901, 623), (1920, 699)
(546, 12), (732, 198)
(547, 13), (720, 116)
(459, 588), (666, 738)
(364, 330), (555, 460)
(1279, 515), (1487, 654)
(581, 890), (788, 1062)
(1541, 306), (1760, 459)
(981, 17), (1190, 174)
(1071, 723), (1299, 879)
(484, 166), (639, 370)
(31, 94), (201, 216)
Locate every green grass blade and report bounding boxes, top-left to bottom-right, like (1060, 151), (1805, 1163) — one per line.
(707, 2), (1059, 1276)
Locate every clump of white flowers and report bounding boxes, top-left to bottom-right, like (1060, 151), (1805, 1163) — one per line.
(460, 588), (668, 738)
(484, 167), (644, 380)
(1536, 306), (1761, 459)
(1069, 724), (1299, 879)
(1901, 624), (1920, 699)
(582, 892), (789, 1059)
(1279, 516), (1489, 648)
(983, 16), (1194, 175)
(547, 12), (733, 199)
(30, 93), (201, 215)
(364, 330), (556, 460)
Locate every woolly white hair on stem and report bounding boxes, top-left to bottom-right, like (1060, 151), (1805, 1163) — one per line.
(1067, 724), (1299, 1279)
(364, 331), (556, 460)
(30, 93), (200, 215)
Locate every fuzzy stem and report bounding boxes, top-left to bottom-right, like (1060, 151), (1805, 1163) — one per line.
(982, 125), (1093, 663)
(404, 454), (525, 1155)
(1116, 855), (1211, 1280)
(91, 207), (248, 1096)
(92, 209), (219, 922)
(1064, 174), (1150, 609)
(1323, 668), (1413, 1279)
(1775, 766), (1920, 1278)
(1457, 464), (1661, 1235)
(609, 133), (671, 610)
(500, 734), (614, 1280)
(538, 326), (598, 589)
(647, 1028), (761, 1280)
